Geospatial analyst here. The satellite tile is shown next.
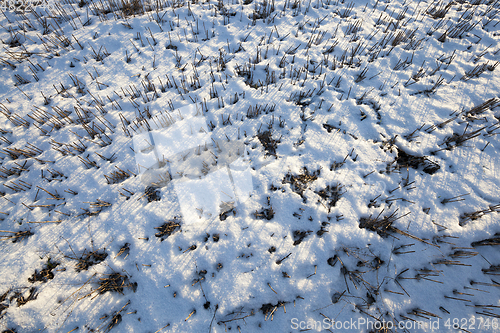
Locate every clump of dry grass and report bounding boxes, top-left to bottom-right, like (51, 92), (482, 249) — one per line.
(28, 258), (60, 283)
(9, 287), (38, 307)
(1, 288), (37, 319)
(219, 201), (236, 221)
(0, 289), (9, 316)
(460, 203), (500, 226)
(257, 130), (280, 156)
(292, 230), (312, 246)
(121, 0), (144, 17)
(114, 243), (130, 259)
(471, 233), (500, 247)
(0, 230), (33, 243)
(75, 250), (108, 272)
(260, 301), (286, 321)
(254, 206), (274, 220)
(315, 183), (345, 212)
(360, 210), (438, 247)
(393, 147), (440, 174)
(254, 196), (274, 220)
(144, 186), (161, 202)
(104, 167), (132, 184)
(97, 273), (137, 295)
(282, 167), (320, 200)
(359, 209), (410, 237)
(155, 218), (181, 241)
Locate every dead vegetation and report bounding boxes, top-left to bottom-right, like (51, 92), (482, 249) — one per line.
(144, 186), (161, 202)
(0, 0), (499, 329)
(292, 230), (312, 246)
(359, 210), (404, 237)
(104, 166), (133, 184)
(96, 272), (137, 295)
(460, 203), (500, 226)
(282, 167), (320, 200)
(260, 301), (286, 321)
(437, 126), (485, 152)
(315, 183), (345, 212)
(121, 0), (144, 17)
(392, 147), (440, 174)
(28, 258), (60, 283)
(92, 300), (130, 332)
(254, 196), (274, 220)
(0, 287), (38, 311)
(0, 230), (33, 243)
(256, 130), (280, 156)
(1, 328), (17, 333)
(73, 249), (108, 272)
(219, 202), (236, 221)
(155, 218), (181, 241)
(115, 243), (130, 259)
(12, 287), (38, 307)
(471, 233), (500, 247)
(254, 206), (274, 220)
(462, 97), (500, 121)
(360, 209), (440, 249)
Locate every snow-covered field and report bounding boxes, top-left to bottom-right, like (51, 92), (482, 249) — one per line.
(0, 0), (499, 331)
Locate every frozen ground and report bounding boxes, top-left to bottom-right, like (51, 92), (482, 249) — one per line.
(0, 0), (499, 331)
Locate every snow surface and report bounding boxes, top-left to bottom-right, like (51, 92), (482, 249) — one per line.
(0, 0), (499, 331)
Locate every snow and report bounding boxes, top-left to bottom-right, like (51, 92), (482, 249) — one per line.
(0, 0), (499, 331)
